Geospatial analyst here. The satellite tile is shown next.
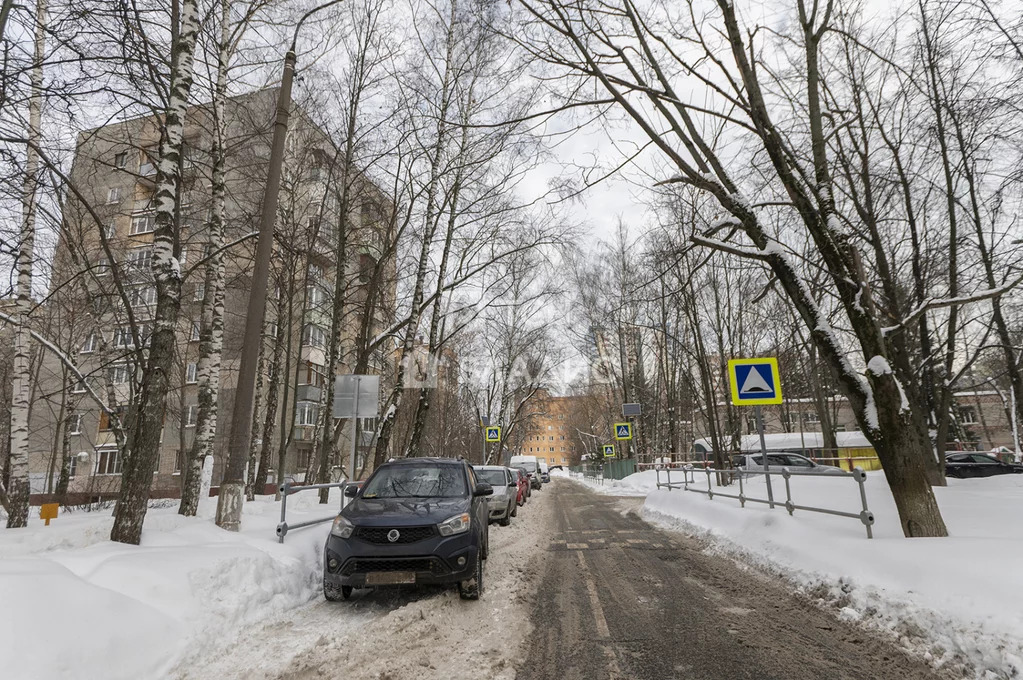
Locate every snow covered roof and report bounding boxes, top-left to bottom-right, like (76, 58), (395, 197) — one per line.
(693, 431), (872, 452)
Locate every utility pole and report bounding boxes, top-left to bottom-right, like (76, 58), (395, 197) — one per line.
(217, 0), (345, 530)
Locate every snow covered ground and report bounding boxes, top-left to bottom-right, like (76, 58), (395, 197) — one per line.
(568, 468), (1023, 678)
(1, 492), (339, 680)
(0, 484), (556, 680)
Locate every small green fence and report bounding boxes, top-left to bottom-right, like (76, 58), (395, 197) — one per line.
(569, 458), (638, 483)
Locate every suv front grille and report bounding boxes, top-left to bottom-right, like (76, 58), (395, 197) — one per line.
(341, 557), (447, 576)
(354, 525), (436, 544)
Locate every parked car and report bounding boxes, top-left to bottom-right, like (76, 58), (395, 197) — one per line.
(539, 461), (551, 483)
(513, 468), (529, 506)
(511, 455), (543, 490)
(323, 457), (492, 602)
(730, 452), (845, 475)
(473, 465), (518, 525)
(946, 452), (1023, 479)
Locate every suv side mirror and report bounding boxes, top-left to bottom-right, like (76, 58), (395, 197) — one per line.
(344, 484), (359, 498)
(474, 482), (494, 497)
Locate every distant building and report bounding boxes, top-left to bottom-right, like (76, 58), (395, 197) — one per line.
(513, 389), (587, 467)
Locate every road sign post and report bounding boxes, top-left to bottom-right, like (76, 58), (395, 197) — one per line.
(727, 358), (783, 509)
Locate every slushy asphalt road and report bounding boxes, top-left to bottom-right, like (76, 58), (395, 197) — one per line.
(518, 481), (951, 680)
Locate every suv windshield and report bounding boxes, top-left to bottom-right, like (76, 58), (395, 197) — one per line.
(361, 465), (467, 499)
(475, 469), (508, 486)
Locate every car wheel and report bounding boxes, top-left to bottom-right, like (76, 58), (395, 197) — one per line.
(458, 552), (483, 601)
(511, 503), (518, 517)
(500, 516), (511, 526)
(324, 580), (345, 602)
(481, 527), (490, 561)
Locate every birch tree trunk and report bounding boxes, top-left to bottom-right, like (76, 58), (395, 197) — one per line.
(178, 0), (229, 517)
(372, 0), (459, 467)
(111, 0), (200, 544)
(255, 310), (285, 496)
(6, 0), (46, 528)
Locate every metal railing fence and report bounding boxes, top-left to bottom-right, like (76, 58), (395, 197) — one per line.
(276, 480), (349, 543)
(655, 465), (875, 539)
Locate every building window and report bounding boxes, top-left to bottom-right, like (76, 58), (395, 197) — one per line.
(104, 221), (117, 239)
(302, 324), (327, 349)
(108, 364), (131, 385)
(127, 246), (153, 271)
(139, 150), (156, 176)
(130, 212), (157, 235)
(68, 413), (83, 435)
(185, 405), (197, 427)
(128, 285), (157, 307)
(68, 454), (78, 478)
(295, 401), (319, 427)
(186, 362), (198, 384)
(804, 411), (821, 424)
(95, 449), (122, 475)
(193, 282), (206, 302)
(174, 449), (184, 474)
(960, 407), (978, 425)
(80, 333), (99, 354)
(359, 253), (376, 284)
(300, 361), (325, 387)
(296, 448), (311, 471)
(113, 326), (133, 348)
(96, 257), (111, 277)
(72, 380), (88, 394)
(107, 187), (122, 204)
(307, 284), (326, 306)
(114, 152), (127, 168)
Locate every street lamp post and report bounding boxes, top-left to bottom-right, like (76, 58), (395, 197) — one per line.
(216, 0), (345, 531)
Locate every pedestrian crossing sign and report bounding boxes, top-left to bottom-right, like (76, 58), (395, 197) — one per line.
(613, 422), (633, 440)
(485, 426), (501, 442)
(728, 358), (783, 406)
(603, 445), (616, 458)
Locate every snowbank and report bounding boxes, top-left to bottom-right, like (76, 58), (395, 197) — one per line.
(0, 492), (339, 680)
(571, 469), (1023, 677)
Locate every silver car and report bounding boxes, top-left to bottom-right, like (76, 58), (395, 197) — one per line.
(472, 465), (518, 526)
(731, 452), (845, 475)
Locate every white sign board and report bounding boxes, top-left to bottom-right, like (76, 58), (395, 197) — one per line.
(332, 375), (380, 419)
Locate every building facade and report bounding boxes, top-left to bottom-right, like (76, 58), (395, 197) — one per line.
(27, 90), (395, 503)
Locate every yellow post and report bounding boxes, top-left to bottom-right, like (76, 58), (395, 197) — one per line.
(39, 503), (59, 526)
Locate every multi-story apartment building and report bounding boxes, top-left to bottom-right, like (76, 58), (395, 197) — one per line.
(26, 89), (396, 503)
(514, 389), (586, 467)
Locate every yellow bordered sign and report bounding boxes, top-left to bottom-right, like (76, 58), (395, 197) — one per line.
(613, 422), (633, 440)
(484, 426), (501, 442)
(728, 357), (783, 406)
(602, 444), (616, 458)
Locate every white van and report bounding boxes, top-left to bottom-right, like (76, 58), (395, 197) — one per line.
(509, 455), (542, 490)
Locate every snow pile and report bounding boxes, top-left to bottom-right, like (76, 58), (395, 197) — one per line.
(571, 469), (1023, 677)
(565, 469), (659, 496)
(0, 492), (340, 680)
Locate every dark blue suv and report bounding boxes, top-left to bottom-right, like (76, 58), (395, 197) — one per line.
(323, 458), (493, 601)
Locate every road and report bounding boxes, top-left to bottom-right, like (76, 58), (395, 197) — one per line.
(519, 481), (951, 680)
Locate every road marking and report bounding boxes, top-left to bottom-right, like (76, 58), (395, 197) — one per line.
(567, 543), (589, 550)
(576, 551), (624, 677)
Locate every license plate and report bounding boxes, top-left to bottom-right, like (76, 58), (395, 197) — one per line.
(365, 571), (416, 585)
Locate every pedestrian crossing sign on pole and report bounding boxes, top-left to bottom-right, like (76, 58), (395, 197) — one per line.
(603, 444), (616, 458)
(485, 426), (501, 442)
(613, 422), (633, 440)
(728, 358), (783, 406)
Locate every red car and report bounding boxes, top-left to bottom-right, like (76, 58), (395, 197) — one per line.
(512, 467), (529, 506)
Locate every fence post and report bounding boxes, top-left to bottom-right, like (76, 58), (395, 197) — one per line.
(705, 466), (713, 499)
(737, 469), (745, 507)
(782, 468), (794, 515)
(853, 467), (874, 539)
(277, 480), (289, 544)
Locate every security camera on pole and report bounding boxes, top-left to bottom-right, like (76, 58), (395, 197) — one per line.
(727, 358), (784, 508)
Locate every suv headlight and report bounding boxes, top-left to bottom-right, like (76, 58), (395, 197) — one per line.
(330, 515), (354, 538)
(437, 513), (471, 536)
